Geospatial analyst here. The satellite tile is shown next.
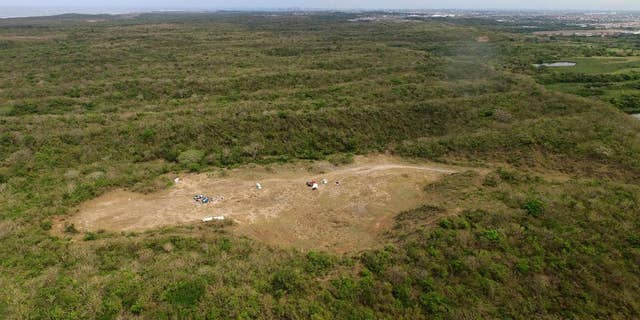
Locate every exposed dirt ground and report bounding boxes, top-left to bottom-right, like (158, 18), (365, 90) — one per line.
(57, 155), (460, 253)
(0, 34), (66, 41)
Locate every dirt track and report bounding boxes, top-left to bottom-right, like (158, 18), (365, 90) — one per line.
(58, 156), (457, 252)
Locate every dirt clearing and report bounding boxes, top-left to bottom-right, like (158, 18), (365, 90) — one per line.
(58, 156), (458, 252)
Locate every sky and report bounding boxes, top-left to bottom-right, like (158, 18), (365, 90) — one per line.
(1, 0), (639, 11)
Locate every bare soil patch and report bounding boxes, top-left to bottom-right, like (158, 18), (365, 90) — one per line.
(0, 34), (65, 41)
(57, 156), (459, 252)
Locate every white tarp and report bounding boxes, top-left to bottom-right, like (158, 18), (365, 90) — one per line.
(202, 216), (225, 222)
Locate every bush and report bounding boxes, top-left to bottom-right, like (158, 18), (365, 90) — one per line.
(361, 249), (392, 274)
(64, 183), (98, 205)
(99, 272), (142, 319)
(64, 223), (78, 234)
(392, 281), (413, 306)
(420, 292), (448, 315)
(611, 94), (640, 113)
(438, 217), (470, 230)
(130, 302), (144, 314)
(482, 174), (499, 187)
(270, 269), (306, 297)
(480, 229), (502, 242)
(96, 243), (137, 271)
(40, 220), (52, 231)
(218, 238), (232, 252)
(515, 259), (531, 275)
(327, 153), (354, 166)
(331, 277), (359, 301)
(163, 280), (206, 307)
(305, 251), (334, 275)
(177, 149), (205, 166)
(139, 128), (156, 142)
(628, 235), (640, 248)
(84, 232), (98, 241)
(8, 103), (38, 116)
(186, 162), (201, 172)
(522, 198), (545, 217)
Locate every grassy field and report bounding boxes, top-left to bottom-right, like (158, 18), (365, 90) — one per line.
(488, 30), (640, 113)
(551, 56), (640, 74)
(533, 55), (640, 113)
(1, 12), (640, 319)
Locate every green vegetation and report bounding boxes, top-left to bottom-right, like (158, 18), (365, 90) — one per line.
(528, 50), (640, 113)
(470, 25), (640, 113)
(0, 12), (639, 319)
(385, 170), (640, 318)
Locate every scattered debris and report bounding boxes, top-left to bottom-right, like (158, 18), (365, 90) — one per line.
(322, 178), (328, 184)
(306, 180), (320, 190)
(193, 194), (224, 204)
(256, 183), (262, 190)
(202, 216), (225, 222)
(64, 157), (459, 252)
(174, 177), (180, 184)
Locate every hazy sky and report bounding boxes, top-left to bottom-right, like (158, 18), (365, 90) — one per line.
(2, 0), (639, 10)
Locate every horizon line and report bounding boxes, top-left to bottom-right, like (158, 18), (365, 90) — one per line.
(2, 6), (640, 20)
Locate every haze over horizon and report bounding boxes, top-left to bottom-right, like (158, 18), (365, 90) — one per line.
(1, 0), (639, 19)
(1, 0), (640, 11)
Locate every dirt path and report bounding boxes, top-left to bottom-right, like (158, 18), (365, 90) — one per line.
(337, 164), (456, 175)
(57, 155), (459, 252)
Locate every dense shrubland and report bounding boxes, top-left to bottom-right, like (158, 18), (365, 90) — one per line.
(0, 12), (639, 319)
